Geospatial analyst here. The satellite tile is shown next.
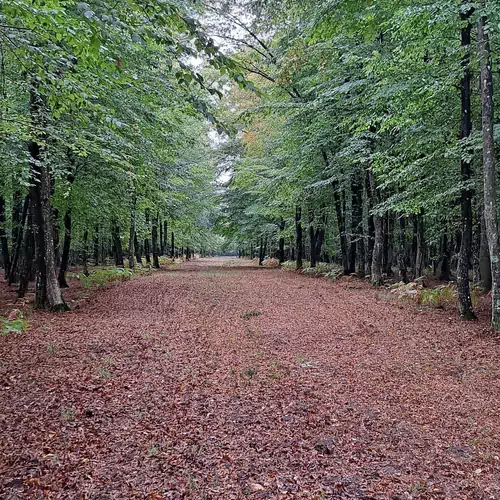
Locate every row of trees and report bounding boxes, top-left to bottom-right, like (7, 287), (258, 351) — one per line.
(0, 0), (241, 310)
(212, 0), (500, 329)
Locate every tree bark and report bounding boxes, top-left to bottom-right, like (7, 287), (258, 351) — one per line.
(111, 219), (124, 267)
(82, 230), (89, 277)
(40, 163), (68, 311)
(332, 182), (348, 273)
(134, 233), (142, 264)
(18, 208), (34, 298)
(478, 16), (500, 330)
(152, 212), (160, 268)
(414, 212), (425, 279)
(128, 194), (136, 270)
(398, 215), (409, 283)
(295, 205), (303, 270)
(57, 208), (72, 288)
(171, 231), (175, 258)
(93, 226), (99, 265)
(8, 195), (29, 285)
(278, 218), (285, 264)
(480, 213), (492, 291)
(368, 170), (383, 285)
(0, 196), (11, 279)
(309, 207), (317, 268)
(457, 8), (476, 320)
(144, 208), (151, 264)
(352, 178), (364, 277)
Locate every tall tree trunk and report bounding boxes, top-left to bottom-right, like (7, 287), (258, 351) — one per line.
(414, 212), (425, 279)
(368, 170), (383, 285)
(383, 212), (394, 276)
(111, 219), (124, 267)
(333, 182), (348, 273)
(0, 196), (11, 279)
(398, 215), (409, 283)
(278, 218), (285, 264)
(28, 86), (67, 311)
(57, 208), (72, 288)
(18, 208), (34, 298)
(171, 231), (175, 259)
(309, 207), (317, 268)
(480, 213), (492, 291)
(128, 194), (136, 270)
(295, 205), (303, 270)
(134, 233), (142, 264)
(93, 226), (99, 265)
(439, 232), (451, 281)
(144, 208), (151, 264)
(8, 195), (29, 285)
(365, 170), (375, 270)
(152, 212), (160, 268)
(352, 178), (364, 277)
(40, 163), (68, 311)
(456, 8), (476, 319)
(159, 217), (164, 256)
(163, 221), (168, 256)
(478, 16), (500, 330)
(82, 229), (89, 277)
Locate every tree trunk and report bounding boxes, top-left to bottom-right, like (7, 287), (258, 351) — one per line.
(478, 16), (500, 330)
(40, 163), (68, 311)
(163, 221), (168, 256)
(57, 208), (72, 288)
(134, 233), (142, 264)
(82, 230), (89, 277)
(439, 233), (451, 282)
(398, 215), (409, 283)
(152, 212), (160, 268)
(368, 170), (383, 285)
(278, 218), (285, 264)
(93, 226), (99, 265)
(159, 217), (164, 256)
(332, 182), (348, 273)
(456, 8), (476, 320)
(295, 205), (303, 270)
(0, 196), (11, 279)
(365, 170), (375, 270)
(28, 86), (67, 311)
(18, 208), (34, 298)
(171, 231), (175, 259)
(383, 212), (394, 276)
(415, 212), (425, 279)
(309, 207), (317, 268)
(8, 195), (29, 285)
(128, 195), (136, 270)
(11, 190), (22, 280)
(352, 178), (364, 277)
(480, 213), (492, 291)
(111, 219), (124, 267)
(144, 208), (151, 264)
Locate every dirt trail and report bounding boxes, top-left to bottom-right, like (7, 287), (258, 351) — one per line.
(1, 258), (500, 499)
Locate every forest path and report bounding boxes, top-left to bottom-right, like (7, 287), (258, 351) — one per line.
(1, 258), (500, 498)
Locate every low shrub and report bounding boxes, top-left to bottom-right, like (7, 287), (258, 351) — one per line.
(77, 268), (134, 288)
(262, 257), (280, 268)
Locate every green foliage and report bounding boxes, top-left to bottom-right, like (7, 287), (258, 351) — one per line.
(1, 316), (29, 336)
(76, 268), (134, 288)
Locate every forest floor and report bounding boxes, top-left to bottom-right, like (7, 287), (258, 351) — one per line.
(1, 258), (500, 499)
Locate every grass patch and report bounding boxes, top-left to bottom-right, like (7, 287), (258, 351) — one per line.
(1, 315), (28, 336)
(74, 267), (134, 288)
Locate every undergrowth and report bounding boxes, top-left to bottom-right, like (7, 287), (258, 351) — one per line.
(71, 267), (152, 288)
(1, 316), (29, 336)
